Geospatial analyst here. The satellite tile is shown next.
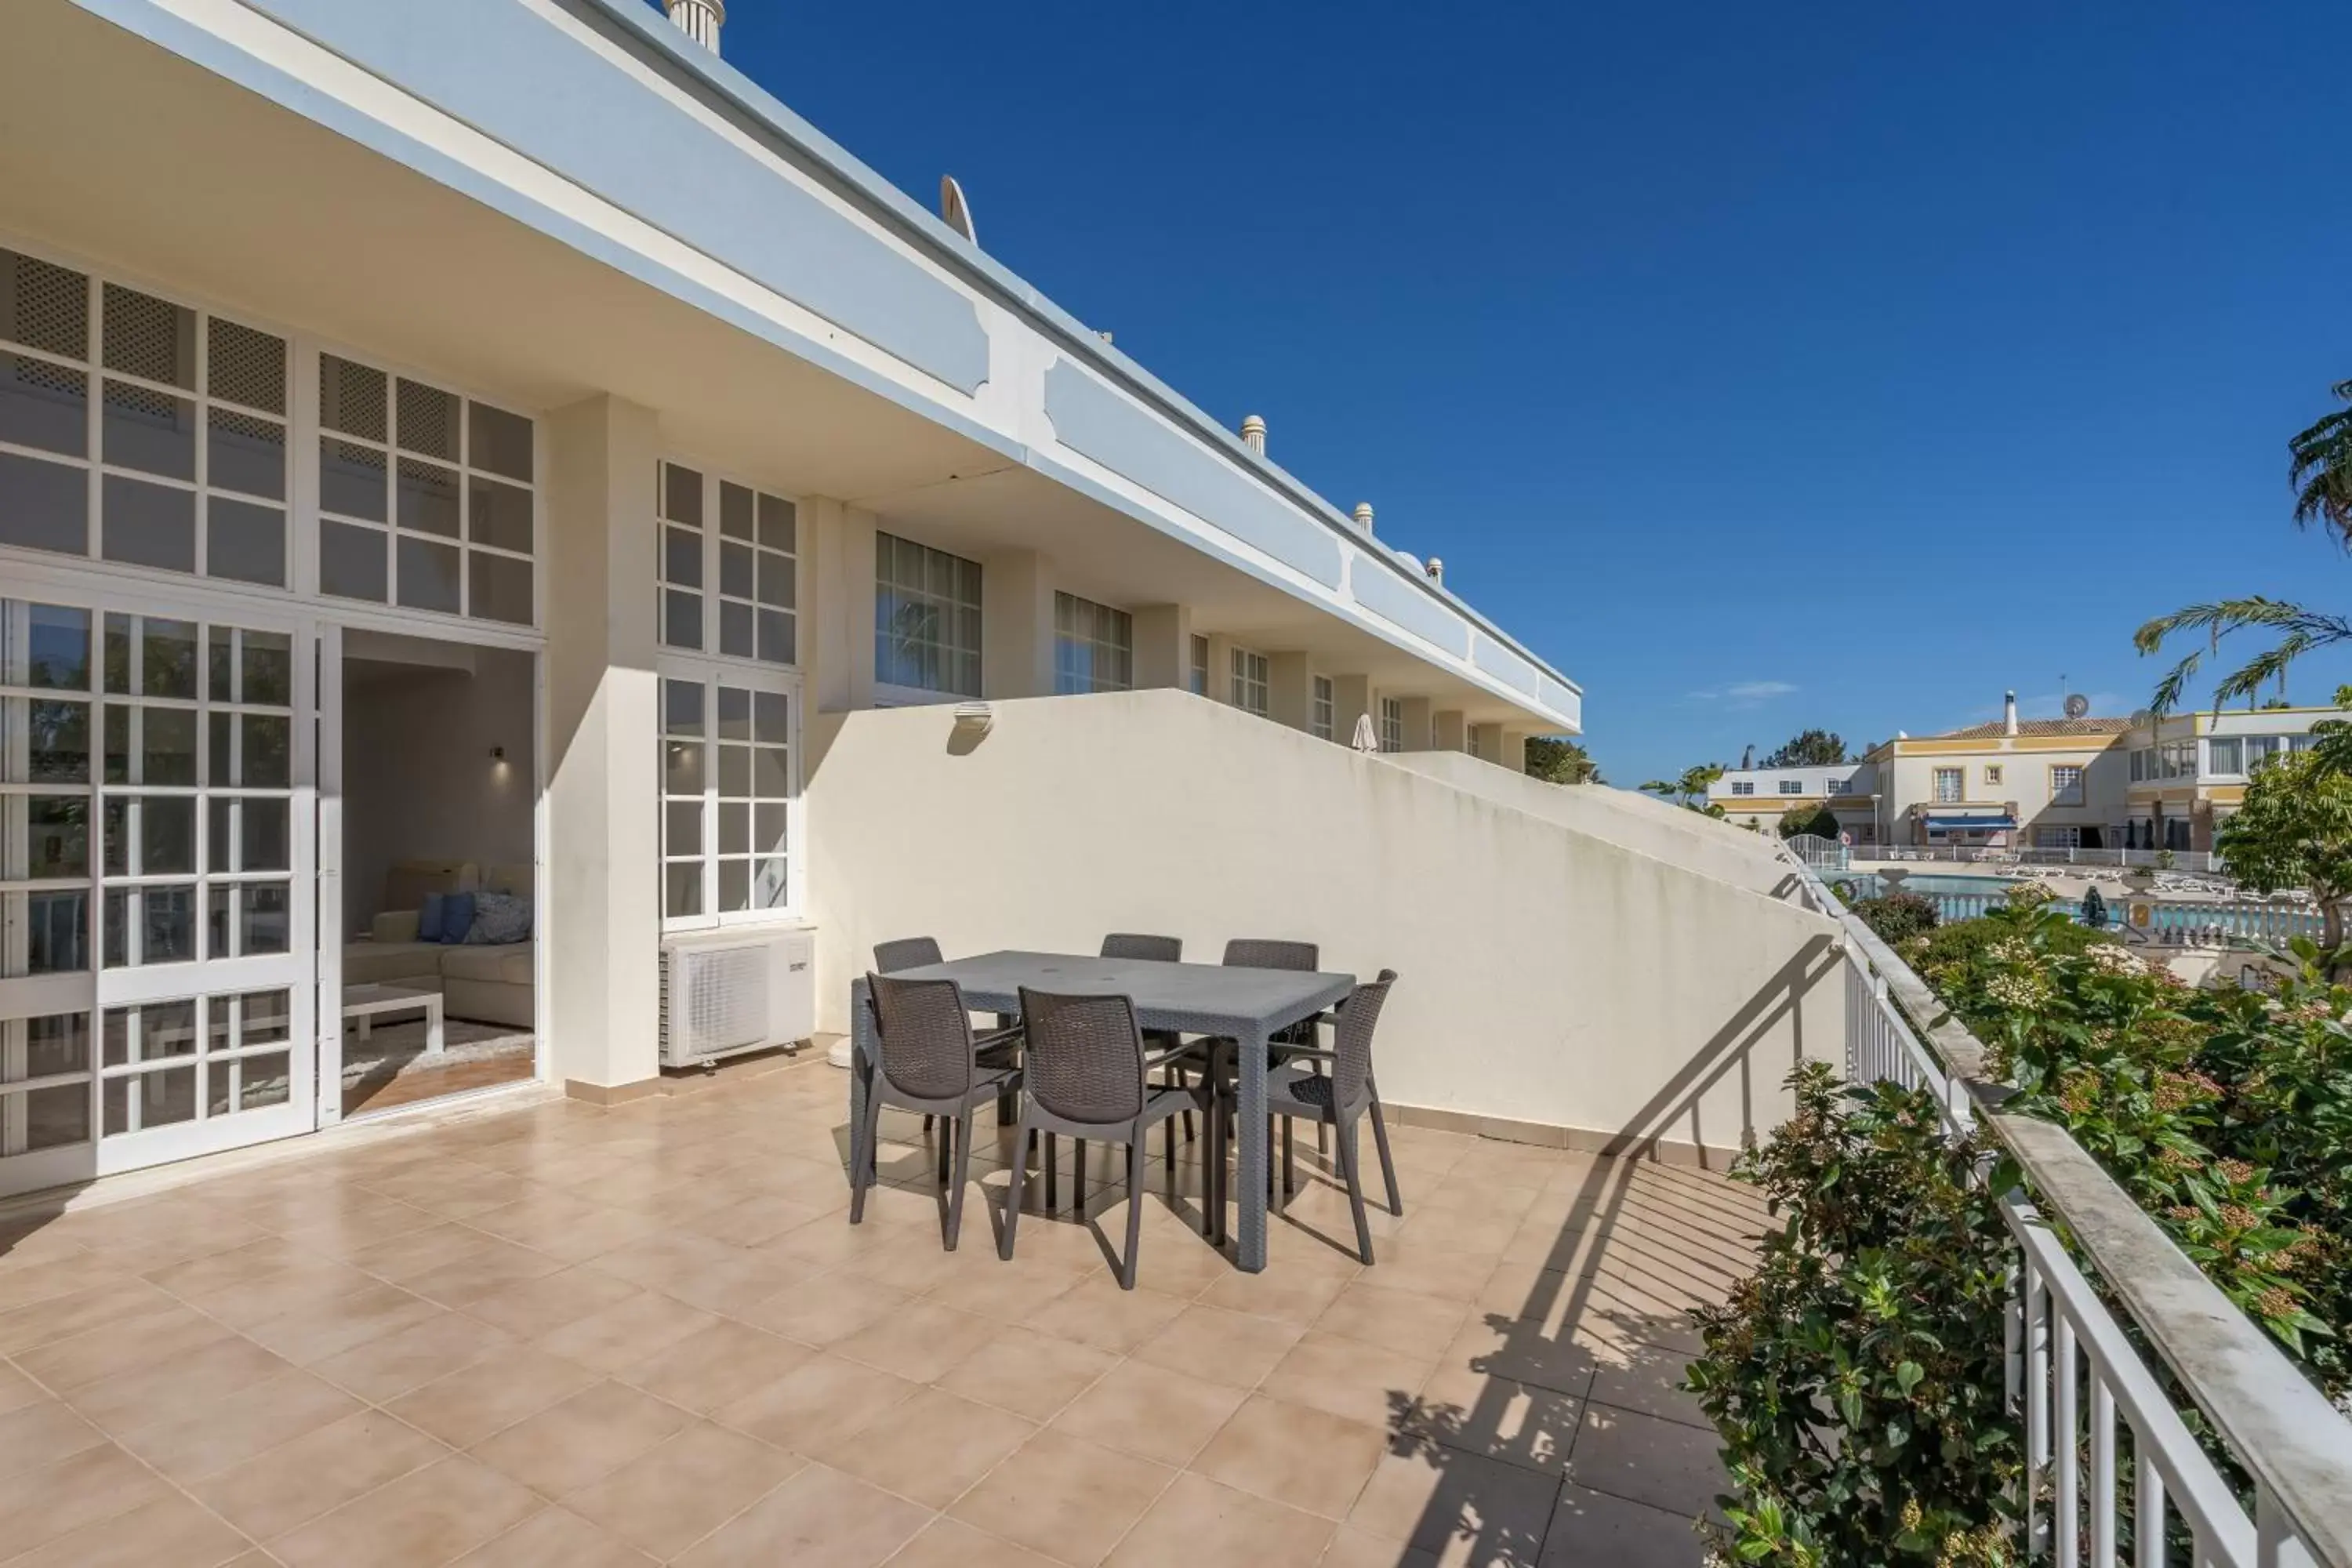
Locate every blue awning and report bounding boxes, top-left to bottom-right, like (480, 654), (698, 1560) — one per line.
(1926, 815), (2016, 830)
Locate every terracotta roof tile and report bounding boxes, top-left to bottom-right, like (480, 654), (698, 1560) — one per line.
(1930, 717), (2133, 739)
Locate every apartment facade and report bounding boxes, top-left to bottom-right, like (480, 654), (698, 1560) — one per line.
(0, 0), (1578, 1198)
(2121, 706), (2332, 851)
(1706, 693), (2132, 849)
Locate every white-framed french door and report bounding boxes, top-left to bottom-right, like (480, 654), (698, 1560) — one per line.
(0, 565), (322, 1198)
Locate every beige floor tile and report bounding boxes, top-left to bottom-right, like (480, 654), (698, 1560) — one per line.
(937, 1323), (1119, 1421)
(9, 1296), (231, 1392)
(1410, 1361), (1583, 1478)
(815, 1385), (1036, 1509)
(1049, 1358), (1246, 1468)
(450, 1504), (655, 1566)
(739, 1271), (912, 1345)
(1196, 1256), (1357, 1327)
(116, 1365), (364, 1483)
(0, 1395), (106, 1477)
(184, 1258), (387, 1331)
(926, 1255), (1091, 1325)
(390, 1346), (601, 1448)
(615, 1316), (811, 1414)
(1108, 1470), (1337, 1567)
(713, 1349), (921, 1452)
(312, 1310), (521, 1403)
(193, 1406), (451, 1538)
(1584, 1347), (1709, 1430)
(1312, 1282), (1473, 1363)
(1356, 1240), (1497, 1306)
(0, 1251), (124, 1317)
(242, 1279), (446, 1366)
(1345, 1440), (1562, 1563)
(0, 1359), (42, 1415)
(0, 1440), (171, 1558)
(1131, 1302), (1304, 1389)
(1191, 1393), (1389, 1519)
(1537, 1483), (1707, 1567)
(271, 1455), (544, 1568)
(1261, 1330), (1438, 1433)
(471, 1378), (693, 1498)
(404, 1239), (571, 1310)
(1316, 1523), (1445, 1567)
(1559, 1405), (1723, 1521)
(673, 1461), (931, 1568)
(1435, 1317), (1599, 1402)
(535, 1287), (720, 1371)
(3, 1488), (253, 1568)
(0, 1276), (192, 1360)
(1026, 1277), (1192, 1356)
(461, 1265), (644, 1340)
(62, 1334), (292, 1436)
(949, 1428), (1175, 1567)
(887, 1515), (1064, 1568)
(564, 1420), (801, 1559)
(833, 1298), (1001, 1383)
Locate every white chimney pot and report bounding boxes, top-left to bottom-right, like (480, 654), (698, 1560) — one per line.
(1425, 557), (1444, 585)
(665, 0), (724, 53)
(1240, 414), (1266, 454)
(1352, 503), (1375, 535)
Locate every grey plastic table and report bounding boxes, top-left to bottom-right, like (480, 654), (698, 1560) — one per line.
(848, 949), (1353, 1273)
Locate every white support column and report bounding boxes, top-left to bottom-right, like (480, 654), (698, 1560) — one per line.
(1396, 697), (1433, 750)
(981, 548), (1054, 700)
(1267, 652), (1312, 731)
(808, 499), (874, 714)
(1132, 604), (1194, 691)
(1498, 726), (1536, 775)
(1331, 674), (1372, 745)
(1433, 710), (1468, 753)
(543, 394), (663, 1094)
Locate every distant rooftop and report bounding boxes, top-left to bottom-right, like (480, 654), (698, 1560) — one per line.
(1930, 717), (2133, 740)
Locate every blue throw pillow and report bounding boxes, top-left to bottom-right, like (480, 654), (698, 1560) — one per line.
(416, 893), (445, 943)
(437, 892), (476, 945)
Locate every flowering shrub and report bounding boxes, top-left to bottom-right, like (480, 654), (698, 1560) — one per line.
(1688, 1063), (2023, 1566)
(1847, 890), (1940, 946)
(1922, 906), (2347, 1397)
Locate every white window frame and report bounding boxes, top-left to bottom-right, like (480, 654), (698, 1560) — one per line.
(1378, 696), (1404, 753)
(2205, 737), (2243, 777)
(1983, 764), (2002, 786)
(656, 655), (804, 931)
(1187, 633), (1209, 697)
(1730, 781), (1755, 797)
(1051, 590), (1132, 695)
(1230, 647), (1269, 717)
(655, 459), (799, 672)
(2244, 735), (2282, 771)
(1777, 779), (1803, 795)
(873, 532), (981, 705)
(2049, 764), (2085, 806)
(1933, 767), (1964, 804)
(1310, 674), (1334, 741)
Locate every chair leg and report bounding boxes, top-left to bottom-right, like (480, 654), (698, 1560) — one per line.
(937, 1121), (953, 1182)
(849, 1091), (886, 1225)
(1073, 1138), (1086, 1212)
(1001, 1113), (1034, 1261)
(923, 1113), (935, 1135)
(945, 1111), (974, 1251)
(1120, 1135), (1146, 1290)
(1044, 1133), (1058, 1211)
(1283, 1118), (1295, 1196)
(1334, 1116), (1374, 1265)
(1313, 1062), (1328, 1155)
(1368, 1093), (1403, 1216)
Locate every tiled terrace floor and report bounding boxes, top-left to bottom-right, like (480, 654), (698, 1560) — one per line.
(0, 1054), (1766, 1567)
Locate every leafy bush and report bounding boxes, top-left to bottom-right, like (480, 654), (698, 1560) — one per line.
(1687, 1062), (2022, 1566)
(1779, 803), (1842, 840)
(1923, 906), (2347, 1396)
(1849, 891), (1939, 946)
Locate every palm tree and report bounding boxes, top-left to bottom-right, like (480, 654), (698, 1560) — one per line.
(2137, 379), (2352, 711)
(1640, 763), (1726, 815)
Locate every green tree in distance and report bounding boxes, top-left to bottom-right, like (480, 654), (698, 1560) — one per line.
(2137, 379), (2352, 710)
(1761, 729), (1848, 768)
(1524, 736), (1601, 785)
(1641, 763), (1726, 816)
(2216, 746), (2352, 956)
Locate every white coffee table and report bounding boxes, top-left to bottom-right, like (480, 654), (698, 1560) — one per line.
(343, 983), (445, 1055)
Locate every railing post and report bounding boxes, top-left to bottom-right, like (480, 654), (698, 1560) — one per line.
(2257, 1484), (2319, 1568)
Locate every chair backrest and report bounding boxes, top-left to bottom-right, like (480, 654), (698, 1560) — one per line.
(1330, 969), (1398, 1108)
(1100, 933), (1181, 963)
(867, 972), (976, 1100)
(1017, 986), (1145, 1126)
(1221, 938), (1318, 971)
(873, 936), (944, 974)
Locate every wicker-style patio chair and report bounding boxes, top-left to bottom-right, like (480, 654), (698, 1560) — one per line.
(1000, 986), (1208, 1289)
(851, 971), (1020, 1250)
(1262, 969), (1405, 1264)
(873, 937), (1022, 1140)
(1098, 934), (1194, 1159)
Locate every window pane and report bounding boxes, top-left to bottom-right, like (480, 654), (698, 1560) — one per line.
(717, 859), (749, 913)
(241, 798), (290, 870)
(0, 352), (87, 456)
(0, 451), (89, 556)
(319, 355), (387, 441)
(23, 1013), (89, 1078)
(664, 736), (702, 796)
(717, 686), (751, 742)
(141, 619), (197, 698)
(665, 862), (702, 918)
(207, 499), (285, 588)
(718, 802), (747, 855)
(758, 493), (795, 553)
(753, 691), (788, 746)
(142, 797), (196, 875)
(662, 464), (702, 525)
(101, 285), (194, 388)
(27, 1084), (88, 1150)
(720, 541), (753, 598)
(100, 475), (195, 573)
(750, 747), (790, 800)
(101, 381), (195, 480)
(469, 476), (532, 554)
(320, 520), (387, 602)
(468, 552), (533, 626)
(319, 438), (387, 521)
(717, 745), (750, 797)
(19, 604), (89, 690)
(242, 714), (290, 789)
(395, 535), (461, 615)
(663, 526), (702, 587)
(468, 401), (533, 482)
(719, 601), (753, 659)
(0, 249), (89, 359)
(757, 552), (793, 608)
(25, 889), (88, 974)
(396, 457), (459, 538)
(719, 481), (753, 540)
(664, 677), (705, 736)
(662, 589), (702, 651)
(756, 611), (793, 666)
(753, 800), (789, 853)
(665, 800), (702, 856)
(238, 1052), (291, 1112)
(206, 409), (285, 500)
(143, 1065), (197, 1128)
(143, 707), (197, 785)
(208, 318), (286, 415)
(753, 858), (788, 909)
(24, 699), (89, 783)
(25, 795), (87, 878)
(395, 379), (459, 461)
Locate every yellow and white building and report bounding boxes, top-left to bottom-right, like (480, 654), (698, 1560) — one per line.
(2121, 706), (2333, 852)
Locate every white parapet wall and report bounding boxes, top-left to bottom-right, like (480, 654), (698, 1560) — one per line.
(805, 690), (1846, 1166)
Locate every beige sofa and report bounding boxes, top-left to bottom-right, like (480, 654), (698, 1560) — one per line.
(344, 859), (535, 1029)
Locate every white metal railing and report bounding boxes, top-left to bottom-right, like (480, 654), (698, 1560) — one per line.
(1785, 832), (1850, 873)
(1817, 877), (2325, 952)
(1875, 844), (2227, 874)
(1781, 848), (2352, 1566)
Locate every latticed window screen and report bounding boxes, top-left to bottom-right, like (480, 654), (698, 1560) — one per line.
(1230, 648), (1269, 717)
(657, 463), (797, 667)
(314, 351), (535, 625)
(1052, 592), (1131, 695)
(874, 532), (980, 697)
(0, 250), (290, 588)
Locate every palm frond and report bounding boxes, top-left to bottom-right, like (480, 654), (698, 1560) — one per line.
(2288, 386), (2352, 542)
(2133, 598), (2352, 714)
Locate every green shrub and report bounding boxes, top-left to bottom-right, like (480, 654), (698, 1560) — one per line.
(1850, 891), (1939, 946)
(1687, 1062), (2022, 1566)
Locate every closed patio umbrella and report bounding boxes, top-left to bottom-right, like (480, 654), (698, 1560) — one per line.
(2082, 886), (2108, 930)
(1351, 713), (1379, 753)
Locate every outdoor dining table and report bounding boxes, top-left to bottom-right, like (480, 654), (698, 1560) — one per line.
(848, 949), (1355, 1274)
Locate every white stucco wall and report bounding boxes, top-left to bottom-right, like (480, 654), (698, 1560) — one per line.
(805, 691), (1844, 1162)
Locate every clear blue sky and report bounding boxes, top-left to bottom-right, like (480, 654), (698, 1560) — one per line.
(710, 1), (2352, 786)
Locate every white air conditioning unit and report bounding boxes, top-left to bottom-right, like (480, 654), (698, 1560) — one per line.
(659, 926), (815, 1069)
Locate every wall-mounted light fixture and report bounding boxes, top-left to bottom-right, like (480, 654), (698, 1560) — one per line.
(951, 701), (993, 738)
(489, 746), (506, 763)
